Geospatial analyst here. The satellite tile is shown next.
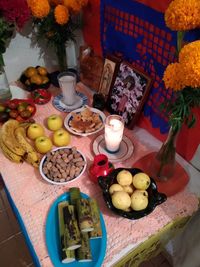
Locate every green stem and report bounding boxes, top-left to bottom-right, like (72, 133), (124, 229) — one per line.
(177, 31), (185, 54)
(0, 54), (5, 67)
(55, 43), (67, 72)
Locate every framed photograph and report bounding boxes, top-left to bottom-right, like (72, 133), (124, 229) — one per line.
(107, 61), (153, 129)
(98, 55), (121, 99)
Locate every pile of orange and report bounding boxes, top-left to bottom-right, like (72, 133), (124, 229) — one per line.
(24, 66), (49, 86)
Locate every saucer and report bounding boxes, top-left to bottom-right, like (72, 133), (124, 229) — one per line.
(52, 92), (88, 112)
(92, 134), (134, 163)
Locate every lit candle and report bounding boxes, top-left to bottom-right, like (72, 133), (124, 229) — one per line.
(104, 115), (124, 153)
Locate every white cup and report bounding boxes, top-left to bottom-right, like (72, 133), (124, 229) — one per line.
(58, 71), (77, 106)
(104, 115), (124, 153)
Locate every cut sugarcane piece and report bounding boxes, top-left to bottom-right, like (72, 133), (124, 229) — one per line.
(89, 198), (102, 239)
(69, 187), (81, 206)
(58, 201), (75, 262)
(63, 205), (81, 250)
(76, 232), (92, 262)
(76, 198), (94, 232)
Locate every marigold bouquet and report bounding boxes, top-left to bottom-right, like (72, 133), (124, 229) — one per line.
(0, 0), (30, 66)
(28, 0), (88, 71)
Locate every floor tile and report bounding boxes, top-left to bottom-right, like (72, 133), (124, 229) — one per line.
(14, 233), (33, 266)
(6, 207), (21, 234)
(0, 188), (10, 209)
(0, 194), (5, 211)
(0, 210), (15, 243)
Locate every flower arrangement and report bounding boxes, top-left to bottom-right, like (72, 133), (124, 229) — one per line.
(0, 0), (30, 66)
(28, 0), (88, 71)
(150, 0), (200, 182)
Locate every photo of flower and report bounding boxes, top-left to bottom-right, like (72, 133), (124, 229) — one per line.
(109, 62), (152, 127)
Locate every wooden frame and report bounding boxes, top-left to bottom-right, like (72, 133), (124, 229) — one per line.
(107, 61), (153, 129)
(98, 55), (121, 99)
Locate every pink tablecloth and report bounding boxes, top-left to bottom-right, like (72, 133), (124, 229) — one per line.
(0, 85), (199, 267)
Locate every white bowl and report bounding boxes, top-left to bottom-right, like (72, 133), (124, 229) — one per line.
(39, 146), (87, 185)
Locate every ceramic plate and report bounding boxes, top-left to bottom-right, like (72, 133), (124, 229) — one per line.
(39, 147), (87, 185)
(52, 92), (88, 112)
(64, 106), (106, 137)
(46, 192), (107, 267)
(92, 134), (134, 163)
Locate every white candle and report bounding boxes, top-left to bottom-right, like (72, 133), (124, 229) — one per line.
(105, 115), (124, 152)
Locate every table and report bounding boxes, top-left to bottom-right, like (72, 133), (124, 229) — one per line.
(1, 83), (200, 267)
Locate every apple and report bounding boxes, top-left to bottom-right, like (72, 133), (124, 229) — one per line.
(52, 128), (71, 147)
(132, 173), (150, 190)
(35, 136), (52, 154)
(131, 190), (148, 211)
(47, 114), (63, 131)
(27, 123), (45, 140)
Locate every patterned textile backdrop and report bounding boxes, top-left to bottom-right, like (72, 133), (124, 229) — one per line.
(83, 0), (200, 162)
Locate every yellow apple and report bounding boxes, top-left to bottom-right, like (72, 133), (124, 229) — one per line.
(52, 128), (71, 147)
(109, 184), (124, 195)
(47, 114), (63, 131)
(131, 190), (148, 211)
(132, 173), (151, 190)
(111, 191), (131, 210)
(27, 123), (45, 140)
(35, 136), (52, 154)
(116, 170), (133, 186)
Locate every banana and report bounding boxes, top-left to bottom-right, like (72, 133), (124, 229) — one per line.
(0, 130), (23, 163)
(14, 126), (40, 168)
(1, 119), (25, 156)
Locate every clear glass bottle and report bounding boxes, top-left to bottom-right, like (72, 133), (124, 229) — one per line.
(0, 65), (12, 103)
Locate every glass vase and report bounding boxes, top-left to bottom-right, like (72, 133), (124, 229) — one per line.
(55, 43), (67, 72)
(0, 65), (12, 103)
(150, 126), (179, 182)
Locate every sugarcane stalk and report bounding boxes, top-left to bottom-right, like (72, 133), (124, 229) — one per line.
(76, 232), (92, 262)
(76, 199), (94, 232)
(63, 205), (81, 250)
(89, 198), (102, 239)
(58, 201), (75, 263)
(69, 187), (81, 206)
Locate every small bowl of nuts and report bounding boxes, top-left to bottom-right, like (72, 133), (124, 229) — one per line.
(39, 146), (87, 185)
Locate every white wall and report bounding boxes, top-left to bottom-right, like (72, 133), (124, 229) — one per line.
(3, 21), (84, 83)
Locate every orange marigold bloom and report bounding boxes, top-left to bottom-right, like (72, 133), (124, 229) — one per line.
(179, 40), (200, 63)
(165, 0), (200, 31)
(54, 5), (69, 25)
(78, 0), (88, 7)
(28, 0), (50, 19)
(63, 0), (81, 13)
(163, 63), (184, 91)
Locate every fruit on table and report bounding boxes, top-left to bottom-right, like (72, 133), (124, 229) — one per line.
(131, 190), (148, 211)
(0, 111), (9, 123)
(116, 170), (133, 186)
(0, 104), (6, 112)
(35, 136), (52, 154)
(25, 67), (38, 78)
(23, 66), (49, 88)
(27, 123), (45, 140)
(37, 66), (48, 76)
(109, 183), (124, 195)
(47, 114), (63, 131)
(132, 173), (150, 190)
(52, 128), (71, 146)
(123, 185), (135, 195)
(9, 110), (19, 119)
(111, 191), (131, 210)
(31, 89), (51, 105)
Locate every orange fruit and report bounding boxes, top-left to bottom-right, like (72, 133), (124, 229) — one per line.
(30, 74), (43, 85)
(25, 67), (37, 78)
(42, 76), (49, 84)
(37, 66), (48, 76)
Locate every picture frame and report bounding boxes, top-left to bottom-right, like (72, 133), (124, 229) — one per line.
(98, 55), (121, 99)
(107, 61), (153, 129)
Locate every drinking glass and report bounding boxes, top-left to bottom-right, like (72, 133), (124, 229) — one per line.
(58, 71), (77, 106)
(104, 115), (124, 153)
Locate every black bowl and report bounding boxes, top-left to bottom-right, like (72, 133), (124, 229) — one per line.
(98, 168), (167, 220)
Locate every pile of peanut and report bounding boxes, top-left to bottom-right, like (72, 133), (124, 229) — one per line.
(42, 147), (86, 183)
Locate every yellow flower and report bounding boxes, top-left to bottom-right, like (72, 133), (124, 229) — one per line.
(28, 0), (50, 19)
(63, 0), (82, 13)
(165, 0), (200, 31)
(163, 63), (184, 91)
(54, 5), (69, 25)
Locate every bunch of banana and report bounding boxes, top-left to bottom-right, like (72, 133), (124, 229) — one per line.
(15, 126), (40, 168)
(0, 119), (40, 167)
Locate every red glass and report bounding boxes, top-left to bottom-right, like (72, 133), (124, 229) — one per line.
(89, 154), (114, 183)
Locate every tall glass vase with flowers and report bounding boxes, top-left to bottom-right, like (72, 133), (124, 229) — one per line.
(0, 0), (30, 102)
(150, 0), (200, 182)
(28, 0), (88, 72)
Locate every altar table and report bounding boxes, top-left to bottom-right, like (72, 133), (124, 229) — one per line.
(0, 83), (200, 267)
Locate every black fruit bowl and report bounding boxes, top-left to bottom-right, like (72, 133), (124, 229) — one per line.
(98, 168), (167, 220)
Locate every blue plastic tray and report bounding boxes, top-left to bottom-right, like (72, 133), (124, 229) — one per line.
(45, 192), (107, 267)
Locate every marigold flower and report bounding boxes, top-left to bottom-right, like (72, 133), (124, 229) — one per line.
(54, 5), (69, 25)
(50, 0), (63, 6)
(78, 0), (88, 7)
(163, 63), (184, 91)
(28, 0), (50, 19)
(63, 0), (81, 13)
(165, 0), (200, 31)
(179, 40), (200, 63)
